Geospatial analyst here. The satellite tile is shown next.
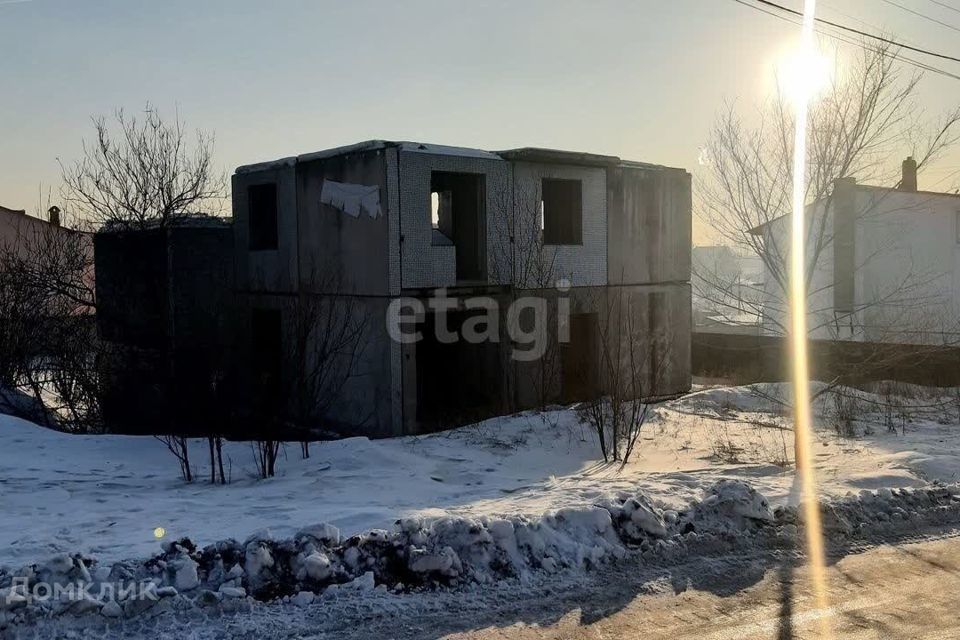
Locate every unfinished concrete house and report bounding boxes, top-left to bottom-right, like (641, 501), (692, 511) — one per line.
(232, 141), (691, 437)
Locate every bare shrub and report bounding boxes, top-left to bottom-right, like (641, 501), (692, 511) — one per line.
(829, 391), (862, 438)
(578, 288), (673, 466)
(286, 269), (369, 445)
(710, 422), (744, 464)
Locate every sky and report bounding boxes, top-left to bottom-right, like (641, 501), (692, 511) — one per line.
(1, 0), (959, 243)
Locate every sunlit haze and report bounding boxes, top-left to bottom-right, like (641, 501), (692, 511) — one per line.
(2, 0), (958, 243)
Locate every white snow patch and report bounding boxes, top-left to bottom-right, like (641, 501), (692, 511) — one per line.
(3, 382), (960, 570)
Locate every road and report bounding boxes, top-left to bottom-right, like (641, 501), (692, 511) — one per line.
(448, 534), (960, 640)
(16, 530), (960, 639)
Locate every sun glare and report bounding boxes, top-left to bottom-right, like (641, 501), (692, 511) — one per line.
(788, 1), (833, 638)
(777, 42), (832, 106)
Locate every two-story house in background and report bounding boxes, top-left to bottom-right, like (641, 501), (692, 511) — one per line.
(231, 140), (692, 437)
(756, 157), (960, 347)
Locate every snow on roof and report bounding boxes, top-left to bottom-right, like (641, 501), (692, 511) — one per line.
(397, 141), (501, 160)
(97, 214), (231, 234)
(236, 140), (500, 174)
(235, 140), (685, 174)
(497, 147), (620, 167)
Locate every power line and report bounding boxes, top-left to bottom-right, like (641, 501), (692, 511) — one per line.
(749, 0), (960, 63)
(731, 0), (960, 81)
(926, 0), (960, 16)
(820, 0), (923, 47)
(820, 0), (894, 33)
(881, 0), (960, 33)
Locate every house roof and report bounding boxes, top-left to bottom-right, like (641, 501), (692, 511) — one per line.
(856, 183), (960, 200)
(0, 205), (99, 240)
(0, 204), (27, 217)
(97, 214), (231, 234)
(496, 147), (620, 167)
(747, 182), (960, 235)
(235, 140), (684, 174)
(0, 204), (76, 232)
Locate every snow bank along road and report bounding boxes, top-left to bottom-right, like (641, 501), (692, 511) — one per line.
(3, 478), (958, 629)
(15, 526), (960, 639)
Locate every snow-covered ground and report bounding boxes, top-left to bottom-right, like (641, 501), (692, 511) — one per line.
(2, 382), (960, 569)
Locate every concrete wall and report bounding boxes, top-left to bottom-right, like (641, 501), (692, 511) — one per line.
(234, 292), (397, 438)
(95, 224), (234, 434)
(856, 188), (960, 344)
(619, 282), (692, 397)
(607, 164), (691, 286)
(169, 227), (236, 348)
(693, 330), (960, 387)
(759, 197), (840, 339)
(232, 163), (299, 294)
(95, 230), (168, 349)
(296, 150), (391, 296)
(507, 283), (689, 410)
(234, 151), (398, 437)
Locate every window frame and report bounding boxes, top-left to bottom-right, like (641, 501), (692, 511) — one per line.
(540, 177), (583, 246)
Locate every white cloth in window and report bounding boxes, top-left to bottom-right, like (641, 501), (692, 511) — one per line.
(320, 180), (382, 219)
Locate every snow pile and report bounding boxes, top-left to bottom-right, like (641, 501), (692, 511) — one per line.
(8, 478), (959, 628)
(679, 479), (775, 533)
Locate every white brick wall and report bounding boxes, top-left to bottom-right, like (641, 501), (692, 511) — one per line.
(397, 149), (511, 289)
(397, 151), (608, 291)
(511, 162), (608, 288)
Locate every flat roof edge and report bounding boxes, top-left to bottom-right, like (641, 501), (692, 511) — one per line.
(235, 141), (687, 174)
(235, 140), (396, 174)
(497, 147), (621, 167)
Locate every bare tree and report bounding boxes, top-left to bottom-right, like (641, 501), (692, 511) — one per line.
(0, 209), (99, 430)
(53, 105), (226, 476)
(697, 40), (960, 340)
(208, 434), (227, 484)
(59, 105), (225, 230)
(0, 259), (46, 420)
(578, 287), (672, 466)
(252, 440), (281, 480)
(250, 269), (369, 478)
(490, 181), (564, 409)
(156, 435), (193, 482)
(206, 367), (229, 484)
(289, 271), (369, 443)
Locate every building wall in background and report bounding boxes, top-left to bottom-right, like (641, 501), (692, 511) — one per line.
(760, 183), (960, 345)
